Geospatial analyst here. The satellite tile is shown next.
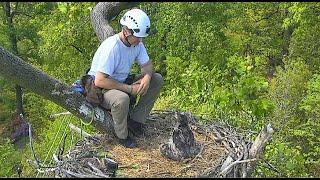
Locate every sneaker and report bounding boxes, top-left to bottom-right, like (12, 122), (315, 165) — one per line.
(127, 119), (145, 137)
(118, 136), (137, 148)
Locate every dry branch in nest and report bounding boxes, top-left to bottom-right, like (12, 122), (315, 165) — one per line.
(50, 110), (273, 178)
(53, 136), (118, 178)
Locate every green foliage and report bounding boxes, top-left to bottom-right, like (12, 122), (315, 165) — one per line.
(300, 74), (320, 118)
(144, 2), (232, 76)
(37, 2), (98, 83)
(162, 55), (272, 130)
(268, 60), (312, 133)
(0, 76), (15, 122)
(287, 3), (320, 72)
(226, 4), (283, 52)
(0, 3), (10, 50)
(265, 60), (315, 176)
(23, 91), (52, 133)
(0, 138), (22, 177)
(256, 140), (309, 177)
(297, 74), (320, 176)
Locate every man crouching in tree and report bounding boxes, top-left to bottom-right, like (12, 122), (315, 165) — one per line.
(88, 8), (163, 148)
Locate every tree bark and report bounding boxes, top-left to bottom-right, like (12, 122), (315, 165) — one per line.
(15, 85), (24, 115)
(91, 2), (139, 43)
(246, 123), (274, 177)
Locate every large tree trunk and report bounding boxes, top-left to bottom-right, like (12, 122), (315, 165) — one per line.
(0, 2), (140, 134)
(91, 2), (139, 43)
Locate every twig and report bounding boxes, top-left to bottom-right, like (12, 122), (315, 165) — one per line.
(49, 112), (72, 119)
(62, 169), (101, 178)
(57, 134), (68, 160)
(87, 162), (109, 178)
(241, 140), (249, 177)
(36, 167), (57, 174)
(218, 158), (257, 177)
(189, 142), (216, 164)
(261, 158), (282, 176)
(69, 123), (92, 137)
(198, 156), (225, 177)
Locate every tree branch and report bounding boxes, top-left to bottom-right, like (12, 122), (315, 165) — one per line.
(69, 44), (91, 60)
(246, 123), (274, 177)
(0, 46), (114, 134)
(90, 2), (139, 43)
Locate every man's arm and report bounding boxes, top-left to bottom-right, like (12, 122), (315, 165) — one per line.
(141, 60), (153, 78)
(94, 71), (132, 93)
(134, 61), (153, 95)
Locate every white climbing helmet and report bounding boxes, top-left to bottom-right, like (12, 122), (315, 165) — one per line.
(120, 9), (151, 38)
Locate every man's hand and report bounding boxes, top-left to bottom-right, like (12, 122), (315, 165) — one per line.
(130, 60), (153, 96)
(132, 74), (151, 96)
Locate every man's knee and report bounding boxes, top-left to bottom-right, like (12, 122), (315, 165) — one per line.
(152, 73), (164, 87)
(112, 93), (130, 109)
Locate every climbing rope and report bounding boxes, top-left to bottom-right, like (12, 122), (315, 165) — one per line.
(29, 106), (97, 177)
(35, 113), (71, 178)
(80, 107), (95, 125)
(80, 107), (95, 138)
(43, 114), (73, 177)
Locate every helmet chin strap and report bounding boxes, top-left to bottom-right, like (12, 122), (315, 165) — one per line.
(123, 31), (132, 47)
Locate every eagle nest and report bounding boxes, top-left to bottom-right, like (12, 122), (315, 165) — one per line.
(51, 110), (273, 178)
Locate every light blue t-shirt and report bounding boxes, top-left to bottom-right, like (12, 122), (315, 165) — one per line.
(88, 34), (150, 83)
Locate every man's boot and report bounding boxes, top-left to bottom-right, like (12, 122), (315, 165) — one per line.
(127, 119), (145, 138)
(118, 136), (137, 148)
